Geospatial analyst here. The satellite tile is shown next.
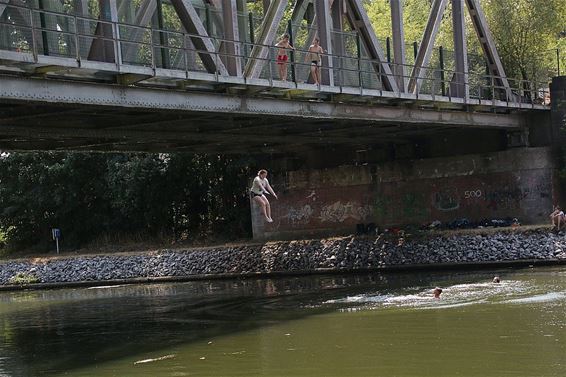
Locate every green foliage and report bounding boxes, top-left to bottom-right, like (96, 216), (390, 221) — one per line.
(482, 0), (566, 82)
(0, 152), (257, 252)
(363, 0), (564, 82)
(8, 272), (39, 285)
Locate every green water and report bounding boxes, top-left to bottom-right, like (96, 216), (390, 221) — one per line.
(0, 267), (565, 376)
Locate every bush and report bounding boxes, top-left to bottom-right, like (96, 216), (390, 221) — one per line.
(0, 152), (257, 252)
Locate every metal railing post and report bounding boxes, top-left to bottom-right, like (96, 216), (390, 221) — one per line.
(491, 75), (495, 107)
(431, 71), (436, 101)
(112, 22), (122, 67)
(248, 12), (255, 44)
(149, 25), (155, 69)
(38, 0), (49, 55)
(267, 46), (273, 85)
(214, 40), (219, 81)
(73, 14), (80, 62)
(413, 41), (418, 60)
(556, 49), (560, 76)
(356, 34), (362, 90)
(287, 19), (296, 83)
(183, 33), (189, 74)
(29, 8), (38, 61)
(439, 46), (445, 96)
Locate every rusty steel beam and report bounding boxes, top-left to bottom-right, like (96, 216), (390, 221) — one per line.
(0, 76), (526, 129)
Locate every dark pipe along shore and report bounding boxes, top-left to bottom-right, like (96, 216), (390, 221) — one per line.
(1, 228), (566, 290)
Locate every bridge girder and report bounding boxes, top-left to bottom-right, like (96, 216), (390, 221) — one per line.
(0, 74), (531, 152)
(0, 0), (515, 97)
(0, 0), (546, 153)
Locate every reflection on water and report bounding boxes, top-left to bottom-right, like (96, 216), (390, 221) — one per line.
(0, 267), (565, 376)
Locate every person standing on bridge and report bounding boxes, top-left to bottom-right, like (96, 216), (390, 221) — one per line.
(306, 38), (325, 85)
(251, 169), (278, 223)
(275, 34), (295, 81)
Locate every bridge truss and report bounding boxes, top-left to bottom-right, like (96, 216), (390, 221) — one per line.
(0, 0), (550, 152)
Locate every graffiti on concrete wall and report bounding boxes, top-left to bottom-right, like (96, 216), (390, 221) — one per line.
(319, 201), (373, 223)
(433, 188), (460, 211)
(282, 204), (314, 226)
(266, 167), (553, 236)
(484, 187), (526, 210)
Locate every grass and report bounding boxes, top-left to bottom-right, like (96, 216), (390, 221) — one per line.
(8, 272), (39, 285)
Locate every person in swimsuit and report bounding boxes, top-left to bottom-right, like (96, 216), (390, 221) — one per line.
(250, 169), (278, 223)
(550, 205), (565, 231)
(306, 38), (324, 85)
(275, 34), (294, 81)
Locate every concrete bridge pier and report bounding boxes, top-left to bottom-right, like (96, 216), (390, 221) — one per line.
(251, 101), (560, 240)
(550, 76), (566, 143)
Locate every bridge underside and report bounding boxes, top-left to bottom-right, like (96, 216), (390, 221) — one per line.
(0, 74), (529, 153)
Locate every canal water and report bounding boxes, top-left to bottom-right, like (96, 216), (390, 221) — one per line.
(0, 266), (565, 376)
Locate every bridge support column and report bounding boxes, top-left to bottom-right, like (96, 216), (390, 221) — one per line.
(550, 76), (566, 204)
(551, 76), (566, 143)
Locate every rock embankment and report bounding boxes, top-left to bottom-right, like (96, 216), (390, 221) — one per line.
(1, 229), (566, 286)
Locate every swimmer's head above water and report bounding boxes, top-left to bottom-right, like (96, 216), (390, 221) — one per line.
(433, 287), (443, 299)
(493, 276), (501, 283)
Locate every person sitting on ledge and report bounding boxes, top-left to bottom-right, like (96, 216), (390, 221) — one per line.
(550, 205), (565, 231)
(250, 169), (278, 223)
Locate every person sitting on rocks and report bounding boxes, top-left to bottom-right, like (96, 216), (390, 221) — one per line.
(433, 287), (443, 299)
(550, 206), (565, 230)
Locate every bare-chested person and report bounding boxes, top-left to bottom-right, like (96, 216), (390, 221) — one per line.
(275, 34), (294, 81)
(305, 38), (325, 85)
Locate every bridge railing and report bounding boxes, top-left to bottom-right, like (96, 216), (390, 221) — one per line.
(0, 3), (551, 108)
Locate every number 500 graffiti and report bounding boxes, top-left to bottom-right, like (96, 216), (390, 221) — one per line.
(464, 190), (482, 199)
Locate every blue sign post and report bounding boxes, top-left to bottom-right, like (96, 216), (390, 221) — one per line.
(51, 228), (61, 254)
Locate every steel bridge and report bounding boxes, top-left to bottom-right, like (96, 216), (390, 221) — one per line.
(0, 0), (551, 152)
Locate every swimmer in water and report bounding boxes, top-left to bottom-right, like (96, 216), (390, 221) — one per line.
(433, 287), (443, 299)
(493, 276), (501, 283)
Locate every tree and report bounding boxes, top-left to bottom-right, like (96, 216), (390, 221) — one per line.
(483, 0), (565, 83)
